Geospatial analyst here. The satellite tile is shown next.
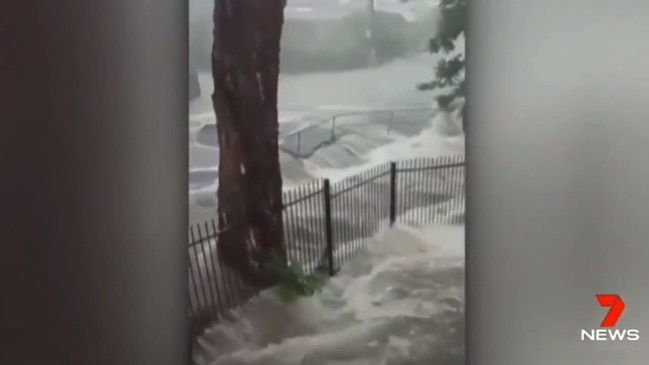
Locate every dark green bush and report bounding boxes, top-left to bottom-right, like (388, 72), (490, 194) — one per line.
(266, 254), (327, 303)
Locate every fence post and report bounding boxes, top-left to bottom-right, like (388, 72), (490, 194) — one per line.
(387, 111), (394, 134)
(297, 132), (301, 156)
(389, 162), (397, 226)
(323, 179), (335, 276)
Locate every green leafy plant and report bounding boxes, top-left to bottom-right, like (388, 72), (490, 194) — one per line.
(266, 254), (327, 303)
(416, 0), (466, 110)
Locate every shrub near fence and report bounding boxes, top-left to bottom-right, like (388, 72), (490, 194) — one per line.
(188, 155), (465, 336)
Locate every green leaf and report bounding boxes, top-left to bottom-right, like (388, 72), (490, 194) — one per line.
(420, 0), (466, 109)
(266, 253), (327, 304)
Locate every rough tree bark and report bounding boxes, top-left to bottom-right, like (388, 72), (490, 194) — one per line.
(212, 0), (287, 288)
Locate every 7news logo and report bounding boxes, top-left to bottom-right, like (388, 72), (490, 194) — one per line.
(580, 294), (640, 342)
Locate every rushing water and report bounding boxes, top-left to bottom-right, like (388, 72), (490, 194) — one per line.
(193, 224), (465, 365)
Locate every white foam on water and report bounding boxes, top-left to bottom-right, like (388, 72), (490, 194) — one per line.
(306, 111), (465, 182)
(194, 224), (465, 365)
(187, 47), (465, 224)
(188, 108), (464, 224)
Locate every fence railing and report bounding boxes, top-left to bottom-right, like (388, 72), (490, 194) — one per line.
(187, 155), (465, 336)
(278, 107), (437, 158)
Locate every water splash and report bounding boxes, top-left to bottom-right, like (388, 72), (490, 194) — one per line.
(193, 224), (465, 365)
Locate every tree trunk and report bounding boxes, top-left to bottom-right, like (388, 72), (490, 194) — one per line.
(211, 0), (286, 288)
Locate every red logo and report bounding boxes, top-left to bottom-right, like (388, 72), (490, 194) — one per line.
(596, 294), (625, 328)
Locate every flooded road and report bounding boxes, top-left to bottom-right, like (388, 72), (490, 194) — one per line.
(193, 224), (465, 365)
(188, 54), (439, 224)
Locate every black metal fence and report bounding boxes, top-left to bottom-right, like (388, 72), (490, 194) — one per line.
(188, 155), (465, 336)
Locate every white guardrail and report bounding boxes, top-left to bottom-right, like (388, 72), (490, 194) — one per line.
(279, 107), (438, 157)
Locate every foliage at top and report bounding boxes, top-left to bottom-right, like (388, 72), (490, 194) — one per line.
(416, 0), (466, 110)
